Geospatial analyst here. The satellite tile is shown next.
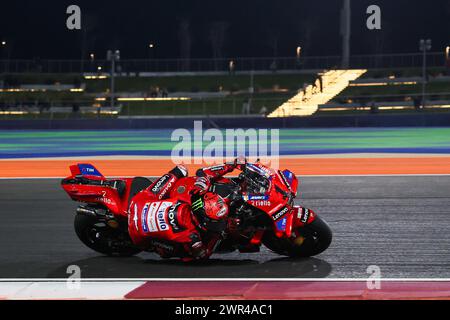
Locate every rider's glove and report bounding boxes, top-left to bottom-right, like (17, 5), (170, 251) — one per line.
(225, 156), (247, 170)
(235, 156), (247, 170)
(225, 160), (238, 168)
(191, 241), (208, 260)
(192, 176), (210, 195)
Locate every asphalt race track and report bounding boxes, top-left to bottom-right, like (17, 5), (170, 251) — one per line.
(1, 176), (449, 279)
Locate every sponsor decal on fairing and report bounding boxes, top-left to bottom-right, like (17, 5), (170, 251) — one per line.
(245, 194), (269, 200)
(145, 202), (160, 232)
(272, 206), (289, 221)
(150, 201), (172, 232)
(151, 174), (170, 194)
(276, 217), (287, 231)
(96, 191), (115, 206)
(77, 164), (102, 177)
(167, 202), (182, 232)
(158, 176), (176, 200)
(298, 207), (310, 224)
(250, 200), (271, 207)
(141, 203), (150, 232)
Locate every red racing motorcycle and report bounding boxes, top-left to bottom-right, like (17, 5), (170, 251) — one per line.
(61, 162), (332, 259)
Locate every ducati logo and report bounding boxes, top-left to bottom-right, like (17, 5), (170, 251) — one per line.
(151, 175), (170, 193)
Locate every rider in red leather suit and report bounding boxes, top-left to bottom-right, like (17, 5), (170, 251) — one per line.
(128, 161), (237, 260)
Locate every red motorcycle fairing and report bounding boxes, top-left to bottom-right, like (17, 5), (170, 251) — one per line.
(292, 206), (317, 228)
(61, 163), (133, 217)
(240, 162), (313, 239)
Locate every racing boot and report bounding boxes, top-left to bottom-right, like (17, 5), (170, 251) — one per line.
(189, 234), (208, 260)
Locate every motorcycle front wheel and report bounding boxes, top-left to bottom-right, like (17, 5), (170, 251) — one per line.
(74, 213), (142, 257)
(263, 215), (332, 258)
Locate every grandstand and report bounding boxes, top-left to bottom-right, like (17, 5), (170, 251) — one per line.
(1, 53), (449, 120)
(317, 67), (450, 114)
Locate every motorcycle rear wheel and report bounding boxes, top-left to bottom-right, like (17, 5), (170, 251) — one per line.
(74, 213), (142, 257)
(263, 215), (332, 258)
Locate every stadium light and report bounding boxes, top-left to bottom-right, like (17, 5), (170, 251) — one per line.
(446, 46), (450, 60)
(148, 43), (155, 61)
(419, 39), (432, 51)
(229, 60), (235, 74)
(107, 50), (121, 109)
(296, 46), (302, 59)
(1, 41), (6, 46)
(90, 53), (95, 60)
(295, 46), (302, 69)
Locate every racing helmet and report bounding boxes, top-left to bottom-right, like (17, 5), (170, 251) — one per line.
(191, 192), (229, 233)
(203, 192), (228, 219)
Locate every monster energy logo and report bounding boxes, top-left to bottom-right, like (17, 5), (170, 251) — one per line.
(191, 198), (203, 211)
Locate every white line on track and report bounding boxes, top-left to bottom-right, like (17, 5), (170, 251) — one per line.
(1, 278), (450, 282)
(1, 279), (448, 299)
(0, 281), (145, 300)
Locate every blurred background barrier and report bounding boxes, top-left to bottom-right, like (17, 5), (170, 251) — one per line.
(0, 52), (446, 74)
(1, 51), (450, 122)
(2, 112), (450, 130)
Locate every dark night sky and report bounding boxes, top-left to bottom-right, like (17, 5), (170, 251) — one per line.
(0, 0), (449, 59)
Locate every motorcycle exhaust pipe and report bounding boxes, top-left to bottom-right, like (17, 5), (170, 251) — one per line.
(76, 206), (117, 228)
(76, 206), (98, 217)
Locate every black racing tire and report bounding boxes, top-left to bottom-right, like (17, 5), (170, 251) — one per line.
(74, 213), (142, 257)
(263, 215), (332, 258)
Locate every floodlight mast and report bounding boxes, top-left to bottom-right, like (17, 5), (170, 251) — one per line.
(107, 50), (120, 109)
(341, 0), (351, 68)
(419, 39), (432, 109)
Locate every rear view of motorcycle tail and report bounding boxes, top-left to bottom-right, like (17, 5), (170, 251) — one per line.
(61, 163), (146, 256)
